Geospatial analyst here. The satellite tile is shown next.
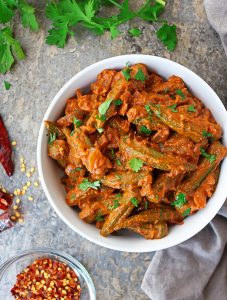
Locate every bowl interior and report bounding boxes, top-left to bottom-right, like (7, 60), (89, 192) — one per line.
(0, 249), (95, 300)
(37, 55), (227, 252)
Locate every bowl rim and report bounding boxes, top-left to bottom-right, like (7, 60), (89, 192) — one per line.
(0, 247), (96, 300)
(37, 54), (227, 252)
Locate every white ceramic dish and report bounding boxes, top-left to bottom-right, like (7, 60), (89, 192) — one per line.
(37, 55), (227, 252)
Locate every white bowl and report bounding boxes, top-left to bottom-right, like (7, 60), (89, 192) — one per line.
(37, 55), (227, 252)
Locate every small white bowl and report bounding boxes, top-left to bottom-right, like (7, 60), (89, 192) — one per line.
(37, 55), (227, 252)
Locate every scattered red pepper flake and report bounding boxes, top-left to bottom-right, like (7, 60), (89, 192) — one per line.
(0, 115), (14, 176)
(11, 257), (81, 299)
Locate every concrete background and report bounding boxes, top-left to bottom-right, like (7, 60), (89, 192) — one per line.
(0, 1), (227, 299)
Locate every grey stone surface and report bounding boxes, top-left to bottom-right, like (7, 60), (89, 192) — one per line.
(0, 1), (227, 299)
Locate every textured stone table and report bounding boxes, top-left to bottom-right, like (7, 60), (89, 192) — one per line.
(0, 1), (227, 299)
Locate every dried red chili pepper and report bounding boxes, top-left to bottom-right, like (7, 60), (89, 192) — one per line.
(0, 115), (14, 176)
(0, 188), (13, 210)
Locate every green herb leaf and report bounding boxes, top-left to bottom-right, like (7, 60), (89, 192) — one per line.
(48, 132), (57, 144)
(175, 89), (185, 99)
(187, 105), (196, 112)
(202, 130), (213, 138)
(109, 199), (120, 210)
(111, 148), (115, 159)
(200, 148), (216, 164)
(155, 0), (166, 6)
(73, 116), (83, 128)
(115, 193), (122, 199)
(98, 98), (113, 115)
(115, 174), (122, 179)
(18, 0), (39, 32)
(113, 99), (123, 106)
(129, 157), (144, 172)
(74, 167), (82, 171)
(0, 0), (16, 24)
(171, 192), (187, 208)
(134, 68), (146, 82)
(168, 103), (178, 112)
(156, 22), (177, 51)
(70, 130), (75, 136)
(97, 128), (104, 133)
(110, 25), (121, 39)
(145, 104), (152, 116)
(116, 158), (121, 166)
(128, 27), (142, 37)
(79, 179), (101, 191)
(122, 66), (131, 81)
(182, 208), (191, 217)
(0, 27), (25, 74)
(95, 211), (104, 221)
(145, 201), (148, 210)
(4, 80), (11, 90)
(130, 197), (138, 207)
(96, 114), (106, 121)
(140, 125), (152, 135)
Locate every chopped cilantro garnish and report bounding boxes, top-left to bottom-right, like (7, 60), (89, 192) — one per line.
(187, 105), (196, 112)
(145, 201), (149, 210)
(115, 174), (122, 180)
(97, 128), (104, 133)
(122, 66), (131, 81)
(73, 116), (83, 128)
(202, 130), (213, 138)
(74, 167), (82, 171)
(200, 148), (216, 163)
(48, 132), (57, 144)
(145, 104), (152, 116)
(114, 99), (123, 106)
(70, 130), (75, 136)
(156, 22), (177, 51)
(129, 158), (144, 172)
(134, 68), (146, 82)
(128, 27), (142, 37)
(79, 179), (101, 191)
(111, 148), (115, 159)
(182, 208), (191, 217)
(140, 125), (152, 135)
(4, 81), (11, 90)
(116, 159), (121, 166)
(115, 193), (122, 199)
(176, 89), (185, 99)
(109, 199), (120, 210)
(98, 98), (113, 115)
(171, 192), (187, 208)
(95, 211), (104, 221)
(168, 103), (178, 112)
(96, 114), (106, 121)
(130, 197), (139, 207)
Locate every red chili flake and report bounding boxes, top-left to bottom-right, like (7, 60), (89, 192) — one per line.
(11, 257), (81, 300)
(0, 115), (14, 176)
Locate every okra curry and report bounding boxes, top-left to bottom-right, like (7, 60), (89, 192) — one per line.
(45, 63), (227, 240)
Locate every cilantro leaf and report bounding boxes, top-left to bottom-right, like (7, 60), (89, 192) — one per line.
(48, 132), (57, 144)
(176, 89), (185, 99)
(113, 99), (123, 106)
(140, 125), (152, 135)
(95, 211), (104, 221)
(171, 192), (187, 208)
(115, 174), (122, 179)
(168, 103), (178, 112)
(73, 116), (83, 127)
(79, 178), (101, 191)
(96, 114), (106, 121)
(0, 0), (16, 24)
(4, 80), (11, 90)
(98, 98), (113, 115)
(182, 208), (191, 217)
(200, 148), (216, 164)
(97, 127), (104, 133)
(145, 104), (152, 116)
(202, 130), (213, 138)
(128, 27), (142, 37)
(109, 199), (120, 210)
(134, 68), (146, 82)
(0, 27), (25, 74)
(137, 2), (164, 22)
(130, 197), (138, 207)
(116, 159), (121, 166)
(156, 22), (177, 51)
(129, 157), (144, 172)
(110, 25), (121, 39)
(18, 0), (39, 32)
(187, 105), (196, 112)
(122, 66), (131, 81)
